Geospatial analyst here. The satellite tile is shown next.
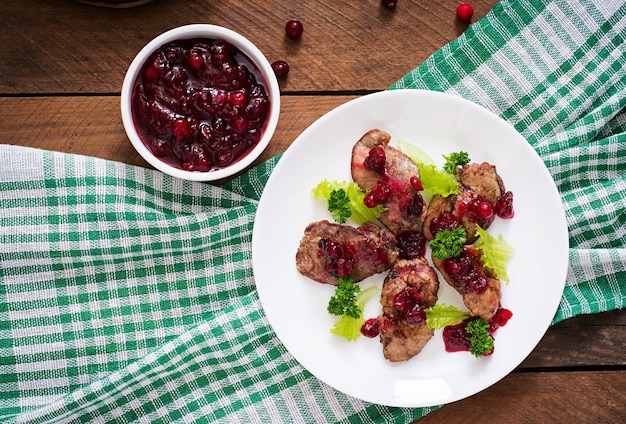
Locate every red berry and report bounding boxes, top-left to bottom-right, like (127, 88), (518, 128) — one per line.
(361, 318), (380, 338)
(172, 116), (197, 142)
(393, 289), (417, 313)
(371, 181), (391, 204)
(187, 52), (204, 71)
(381, 0), (398, 8)
(363, 193), (378, 208)
(430, 211), (461, 237)
(456, 3), (474, 22)
(410, 176), (423, 191)
(363, 146), (386, 173)
(143, 66), (159, 82)
(271, 60), (290, 78)
(233, 115), (248, 134)
(212, 89), (229, 106)
(229, 91), (248, 107)
(476, 201), (494, 219)
(285, 19), (304, 39)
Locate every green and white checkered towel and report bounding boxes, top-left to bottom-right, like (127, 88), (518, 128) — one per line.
(1, 0), (624, 422)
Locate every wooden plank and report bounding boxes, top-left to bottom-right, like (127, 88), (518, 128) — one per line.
(0, 0), (499, 94)
(522, 309), (626, 369)
(0, 95), (356, 169)
(417, 371), (626, 423)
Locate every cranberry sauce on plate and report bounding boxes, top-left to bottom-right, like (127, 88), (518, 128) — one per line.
(131, 38), (270, 172)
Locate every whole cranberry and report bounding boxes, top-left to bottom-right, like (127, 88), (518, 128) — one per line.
(393, 288), (417, 313)
(361, 318), (380, 338)
(271, 60), (290, 78)
(381, 0), (398, 8)
(410, 175), (423, 191)
(371, 181), (391, 204)
(363, 193), (378, 208)
(187, 51), (205, 71)
(456, 3), (474, 22)
(476, 200), (494, 219)
(363, 146), (386, 173)
(229, 91), (248, 107)
(285, 19), (304, 39)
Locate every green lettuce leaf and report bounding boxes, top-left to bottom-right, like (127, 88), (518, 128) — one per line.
(396, 141), (460, 196)
(474, 226), (514, 283)
(418, 164), (461, 197)
(396, 139), (436, 166)
(425, 303), (469, 329)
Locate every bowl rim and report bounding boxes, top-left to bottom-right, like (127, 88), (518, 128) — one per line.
(121, 24), (280, 182)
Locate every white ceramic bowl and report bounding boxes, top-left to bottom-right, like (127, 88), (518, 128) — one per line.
(121, 24), (280, 181)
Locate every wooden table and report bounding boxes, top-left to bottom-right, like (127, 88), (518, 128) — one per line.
(1, 0), (624, 422)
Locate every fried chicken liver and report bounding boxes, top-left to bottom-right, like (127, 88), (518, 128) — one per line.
(377, 258), (439, 362)
(295, 220), (399, 285)
(432, 245), (501, 321)
(351, 129), (427, 235)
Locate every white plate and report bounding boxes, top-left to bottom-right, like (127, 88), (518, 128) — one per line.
(252, 89), (568, 407)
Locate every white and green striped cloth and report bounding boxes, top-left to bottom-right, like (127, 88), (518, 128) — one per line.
(1, 0), (624, 422)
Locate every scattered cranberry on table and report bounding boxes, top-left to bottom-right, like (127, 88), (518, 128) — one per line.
(285, 19), (304, 39)
(456, 3), (474, 22)
(271, 60), (290, 78)
(381, 0), (398, 8)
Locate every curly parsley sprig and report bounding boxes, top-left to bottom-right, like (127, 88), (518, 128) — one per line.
(327, 276), (361, 318)
(327, 188), (352, 224)
(443, 151), (471, 174)
(465, 318), (494, 357)
(430, 227), (467, 259)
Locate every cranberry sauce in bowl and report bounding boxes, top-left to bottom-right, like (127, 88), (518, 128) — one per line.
(121, 25), (280, 181)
